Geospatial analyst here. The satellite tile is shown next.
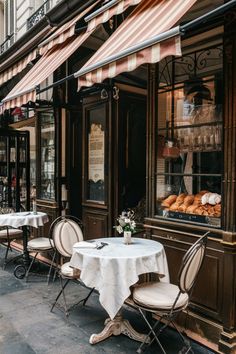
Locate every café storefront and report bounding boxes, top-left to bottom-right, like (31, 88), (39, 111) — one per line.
(70, 1), (236, 352)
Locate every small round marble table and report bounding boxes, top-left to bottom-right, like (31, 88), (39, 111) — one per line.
(70, 237), (169, 344)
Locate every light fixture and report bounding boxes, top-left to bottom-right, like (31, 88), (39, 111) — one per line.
(186, 79), (212, 102)
(101, 88), (108, 99)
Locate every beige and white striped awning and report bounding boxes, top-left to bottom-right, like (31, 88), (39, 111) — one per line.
(0, 49), (37, 87)
(38, 1), (99, 55)
(86, 0), (143, 32)
(75, 0), (197, 89)
(2, 31), (91, 110)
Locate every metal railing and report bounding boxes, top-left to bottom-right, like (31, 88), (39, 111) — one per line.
(0, 33), (15, 55)
(27, 0), (51, 30)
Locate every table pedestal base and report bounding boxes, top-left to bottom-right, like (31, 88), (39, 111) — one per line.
(89, 313), (150, 344)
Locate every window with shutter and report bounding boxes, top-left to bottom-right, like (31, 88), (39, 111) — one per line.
(3, 0), (14, 49)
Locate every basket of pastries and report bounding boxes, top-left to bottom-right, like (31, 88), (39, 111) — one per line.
(161, 191), (221, 218)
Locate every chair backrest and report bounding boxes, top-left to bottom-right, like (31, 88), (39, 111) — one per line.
(178, 231), (209, 294)
(50, 215), (83, 258)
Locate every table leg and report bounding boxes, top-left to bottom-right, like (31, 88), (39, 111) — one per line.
(22, 225), (30, 266)
(89, 311), (150, 345)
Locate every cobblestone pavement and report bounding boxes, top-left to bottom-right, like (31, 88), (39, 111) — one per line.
(0, 245), (218, 354)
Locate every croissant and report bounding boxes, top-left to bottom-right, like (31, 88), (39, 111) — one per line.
(214, 204), (221, 217)
(178, 195), (194, 212)
(186, 204), (199, 214)
(176, 193), (187, 204)
(169, 202), (182, 211)
(214, 211), (221, 217)
(161, 194), (177, 208)
(178, 204), (188, 212)
(195, 206), (205, 215)
(214, 204), (221, 212)
(183, 195), (194, 205)
(207, 206), (215, 216)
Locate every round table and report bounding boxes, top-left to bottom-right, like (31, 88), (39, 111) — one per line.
(0, 211), (48, 275)
(70, 237), (169, 344)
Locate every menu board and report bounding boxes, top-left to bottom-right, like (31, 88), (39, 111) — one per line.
(88, 123), (104, 183)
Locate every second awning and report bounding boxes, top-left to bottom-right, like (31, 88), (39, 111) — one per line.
(2, 31), (91, 110)
(85, 0), (143, 32)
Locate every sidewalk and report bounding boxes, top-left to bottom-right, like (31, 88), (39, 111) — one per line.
(0, 246), (217, 354)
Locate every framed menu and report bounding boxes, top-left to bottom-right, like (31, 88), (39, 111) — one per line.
(85, 104), (106, 203)
(88, 123), (104, 183)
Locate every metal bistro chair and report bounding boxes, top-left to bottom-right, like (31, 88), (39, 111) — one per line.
(25, 232), (56, 284)
(132, 231), (209, 354)
(0, 226), (23, 269)
(50, 215), (94, 318)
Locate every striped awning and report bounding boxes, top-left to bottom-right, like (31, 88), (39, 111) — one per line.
(86, 0), (143, 32)
(75, 0), (197, 89)
(38, 1), (99, 55)
(2, 31), (91, 110)
(0, 49), (37, 86)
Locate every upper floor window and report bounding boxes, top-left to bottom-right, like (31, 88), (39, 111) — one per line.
(4, 0), (14, 37)
(0, 0), (15, 53)
(0, 1), (4, 44)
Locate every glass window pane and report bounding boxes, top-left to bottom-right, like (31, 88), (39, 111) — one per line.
(156, 45), (223, 228)
(86, 105), (106, 203)
(39, 112), (55, 200)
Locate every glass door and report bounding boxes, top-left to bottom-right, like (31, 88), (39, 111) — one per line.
(37, 111), (55, 200)
(0, 130), (30, 211)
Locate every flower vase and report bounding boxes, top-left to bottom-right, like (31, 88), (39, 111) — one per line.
(123, 231), (132, 245)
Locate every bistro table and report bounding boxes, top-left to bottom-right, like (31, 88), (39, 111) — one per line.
(0, 211), (49, 277)
(70, 237), (169, 344)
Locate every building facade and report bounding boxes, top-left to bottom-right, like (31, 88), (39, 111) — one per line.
(0, 0), (236, 353)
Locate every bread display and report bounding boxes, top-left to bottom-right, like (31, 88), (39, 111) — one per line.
(161, 191), (221, 217)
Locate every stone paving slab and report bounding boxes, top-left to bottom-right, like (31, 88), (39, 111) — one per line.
(0, 245), (217, 354)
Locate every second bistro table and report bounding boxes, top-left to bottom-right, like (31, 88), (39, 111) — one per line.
(70, 237), (169, 344)
(0, 211), (49, 276)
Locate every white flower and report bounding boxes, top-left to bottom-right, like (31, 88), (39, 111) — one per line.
(116, 225), (123, 234)
(119, 218), (126, 227)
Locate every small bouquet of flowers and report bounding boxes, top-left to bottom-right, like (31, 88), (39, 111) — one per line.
(114, 209), (136, 234)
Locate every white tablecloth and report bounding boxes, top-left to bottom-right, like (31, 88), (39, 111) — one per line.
(70, 237), (169, 320)
(0, 212), (49, 229)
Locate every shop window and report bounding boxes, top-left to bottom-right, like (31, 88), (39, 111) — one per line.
(156, 45), (223, 228)
(37, 110), (55, 200)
